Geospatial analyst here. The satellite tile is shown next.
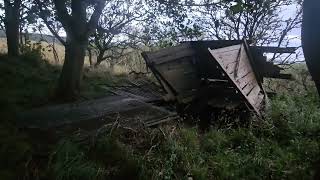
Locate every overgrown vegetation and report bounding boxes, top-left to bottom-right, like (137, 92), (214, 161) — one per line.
(0, 49), (319, 179)
(46, 86), (319, 179)
(0, 49), (130, 111)
(0, 42), (318, 180)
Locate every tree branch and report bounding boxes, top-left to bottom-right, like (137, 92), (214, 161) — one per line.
(87, 0), (106, 35)
(52, 0), (71, 31)
(34, 0), (66, 46)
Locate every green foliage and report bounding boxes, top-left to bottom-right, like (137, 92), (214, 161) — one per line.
(49, 140), (104, 180)
(20, 41), (46, 64)
(48, 131), (142, 180)
(0, 53), (59, 110)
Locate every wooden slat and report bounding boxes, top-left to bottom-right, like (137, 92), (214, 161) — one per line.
(214, 49), (241, 60)
(210, 45), (241, 65)
(224, 61), (237, 74)
(247, 85), (261, 106)
(151, 49), (196, 65)
(265, 73), (292, 79)
(237, 72), (255, 89)
(242, 80), (257, 95)
(156, 58), (199, 93)
(146, 43), (191, 59)
(143, 43), (196, 65)
(254, 92), (265, 108)
(142, 54), (177, 100)
(211, 44), (242, 54)
(252, 46), (297, 53)
(234, 46), (253, 79)
(209, 44), (264, 116)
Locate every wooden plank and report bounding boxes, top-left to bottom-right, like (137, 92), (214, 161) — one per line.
(237, 72), (255, 89)
(146, 43), (191, 59)
(209, 45), (263, 116)
(157, 57), (195, 71)
(265, 73), (292, 79)
(243, 39), (263, 88)
(18, 97), (177, 130)
(252, 46), (297, 53)
(254, 92), (265, 108)
(214, 49), (241, 59)
(234, 45), (253, 79)
(143, 43), (196, 65)
(142, 54), (177, 100)
(210, 44), (242, 54)
(224, 61), (238, 74)
(247, 85), (261, 106)
(156, 58), (199, 93)
(210, 45), (241, 65)
(242, 80), (257, 95)
(150, 49), (196, 65)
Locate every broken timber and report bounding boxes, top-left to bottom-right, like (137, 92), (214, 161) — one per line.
(17, 95), (178, 136)
(142, 40), (295, 116)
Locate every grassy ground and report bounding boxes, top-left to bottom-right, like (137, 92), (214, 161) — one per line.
(46, 89), (319, 180)
(0, 50), (132, 179)
(0, 50), (319, 179)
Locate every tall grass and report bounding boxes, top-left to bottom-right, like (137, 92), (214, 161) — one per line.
(47, 86), (319, 179)
(46, 70), (320, 179)
(0, 48), (141, 179)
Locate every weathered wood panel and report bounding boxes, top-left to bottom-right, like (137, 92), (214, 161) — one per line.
(156, 57), (200, 94)
(237, 72), (255, 89)
(254, 92), (265, 107)
(210, 44), (242, 67)
(143, 43), (196, 65)
(242, 79), (256, 95)
(18, 96), (177, 130)
(209, 43), (265, 114)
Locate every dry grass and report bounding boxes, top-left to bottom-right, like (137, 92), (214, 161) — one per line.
(0, 38), (148, 74)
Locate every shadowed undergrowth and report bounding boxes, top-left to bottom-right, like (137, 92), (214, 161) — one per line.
(0, 52), (128, 111)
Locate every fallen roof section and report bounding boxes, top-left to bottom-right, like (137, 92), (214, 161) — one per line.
(142, 40), (295, 116)
(17, 94), (178, 140)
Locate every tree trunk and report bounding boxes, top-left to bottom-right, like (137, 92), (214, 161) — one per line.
(87, 48), (93, 66)
(302, 0), (320, 97)
(52, 37), (60, 63)
(55, 37), (88, 101)
(94, 50), (105, 67)
(4, 0), (20, 57)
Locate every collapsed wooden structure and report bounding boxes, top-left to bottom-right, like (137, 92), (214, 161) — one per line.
(142, 40), (295, 116)
(17, 40), (296, 139)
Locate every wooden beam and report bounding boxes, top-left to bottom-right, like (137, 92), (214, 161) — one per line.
(251, 46), (297, 53)
(264, 73), (292, 80)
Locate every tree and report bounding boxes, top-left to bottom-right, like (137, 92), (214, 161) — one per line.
(2, 0), (21, 57)
(36, 0), (106, 100)
(140, 0), (202, 47)
(193, 0), (302, 63)
(302, 0), (320, 97)
(194, 0), (300, 41)
(92, 0), (145, 67)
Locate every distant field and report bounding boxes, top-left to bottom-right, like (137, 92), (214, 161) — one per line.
(0, 37), (148, 74)
(0, 37), (65, 64)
